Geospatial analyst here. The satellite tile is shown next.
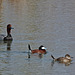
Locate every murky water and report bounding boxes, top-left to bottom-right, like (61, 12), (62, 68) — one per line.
(0, 0), (75, 75)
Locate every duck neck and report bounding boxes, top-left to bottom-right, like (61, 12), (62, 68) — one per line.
(7, 28), (11, 36)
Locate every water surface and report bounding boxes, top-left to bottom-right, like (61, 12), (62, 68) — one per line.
(0, 0), (75, 75)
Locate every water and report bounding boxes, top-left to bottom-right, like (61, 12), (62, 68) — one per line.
(0, 0), (75, 75)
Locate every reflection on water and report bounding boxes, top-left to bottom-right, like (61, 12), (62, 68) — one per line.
(0, 0), (75, 75)
(0, 41), (12, 75)
(28, 53), (44, 59)
(4, 41), (12, 51)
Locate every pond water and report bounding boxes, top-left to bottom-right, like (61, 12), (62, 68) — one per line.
(0, 0), (75, 75)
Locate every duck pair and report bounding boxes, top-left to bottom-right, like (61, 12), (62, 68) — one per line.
(28, 44), (72, 64)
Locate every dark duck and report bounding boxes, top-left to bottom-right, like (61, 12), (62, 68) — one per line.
(0, 24), (14, 41)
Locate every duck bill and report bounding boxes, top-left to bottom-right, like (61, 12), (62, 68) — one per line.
(11, 27), (14, 29)
(44, 47), (47, 49)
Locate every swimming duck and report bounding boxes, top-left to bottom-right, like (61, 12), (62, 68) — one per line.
(28, 44), (47, 54)
(0, 24), (14, 41)
(51, 54), (72, 63)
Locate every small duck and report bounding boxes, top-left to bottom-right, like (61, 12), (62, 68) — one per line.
(28, 44), (47, 54)
(0, 24), (14, 41)
(51, 54), (72, 63)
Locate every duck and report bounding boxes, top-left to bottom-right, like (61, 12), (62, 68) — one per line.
(0, 24), (14, 41)
(51, 54), (72, 63)
(28, 44), (47, 54)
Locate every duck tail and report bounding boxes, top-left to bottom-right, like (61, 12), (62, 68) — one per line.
(51, 55), (55, 59)
(28, 44), (32, 58)
(28, 44), (32, 50)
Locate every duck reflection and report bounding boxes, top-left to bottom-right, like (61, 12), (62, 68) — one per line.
(39, 54), (43, 58)
(0, 40), (12, 70)
(28, 52), (43, 59)
(4, 40), (12, 51)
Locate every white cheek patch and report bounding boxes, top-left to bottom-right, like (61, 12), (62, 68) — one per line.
(66, 56), (71, 59)
(42, 47), (46, 49)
